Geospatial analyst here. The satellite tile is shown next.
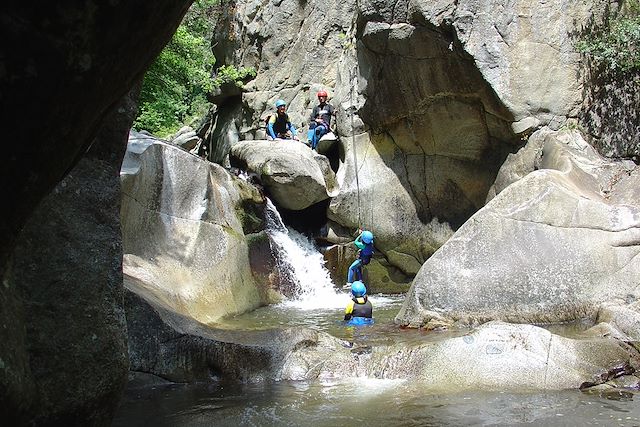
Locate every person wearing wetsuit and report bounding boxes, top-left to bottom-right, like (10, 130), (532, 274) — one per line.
(307, 90), (334, 150)
(267, 99), (298, 140)
(344, 281), (373, 324)
(347, 230), (374, 284)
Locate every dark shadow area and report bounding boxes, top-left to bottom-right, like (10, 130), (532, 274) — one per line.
(317, 137), (344, 173)
(325, 138), (343, 173)
(277, 199), (331, 237)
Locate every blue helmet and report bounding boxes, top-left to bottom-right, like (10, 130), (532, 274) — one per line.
(275, 99), (286, 108)
(361, 230), (374, 244)
(351, 280), (366, 297)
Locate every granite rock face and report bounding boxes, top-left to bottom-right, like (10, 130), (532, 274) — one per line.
(5, 87), (139, 425)
(230, 139), (338, 210)
(396, 129), (640, 329)
(121, 133), (269, 324)
(208, 0), (628, 285)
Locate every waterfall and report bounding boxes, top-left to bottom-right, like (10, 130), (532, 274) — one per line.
(265, 198), (345, 309)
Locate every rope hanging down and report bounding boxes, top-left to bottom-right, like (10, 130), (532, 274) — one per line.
(349, 68), (362, 229)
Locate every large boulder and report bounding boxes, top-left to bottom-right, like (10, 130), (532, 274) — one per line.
(396, 129), (640, 329)
(230, 140), (338, 210)
(280, 321), (638, 391)
(121, 133), (269, 324)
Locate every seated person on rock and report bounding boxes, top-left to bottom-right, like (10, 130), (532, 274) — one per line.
(344, 280), (373, 325)
(307, 90), (334, 150)
(346, 229), (374, 286)
(267, 99), (299, 141)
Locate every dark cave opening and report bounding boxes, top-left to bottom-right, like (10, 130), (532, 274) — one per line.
(275, 198), (331, 238)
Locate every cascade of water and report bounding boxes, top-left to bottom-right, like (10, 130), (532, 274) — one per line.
(264, 198), (345, 309)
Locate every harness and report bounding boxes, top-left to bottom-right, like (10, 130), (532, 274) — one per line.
(350, 296), (372, 318)
(272, 112), (290, 135)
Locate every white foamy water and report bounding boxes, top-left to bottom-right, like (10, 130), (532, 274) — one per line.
(265, 199), (345, 310)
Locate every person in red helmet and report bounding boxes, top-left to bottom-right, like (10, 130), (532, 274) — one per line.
(307, 90), (335, 150)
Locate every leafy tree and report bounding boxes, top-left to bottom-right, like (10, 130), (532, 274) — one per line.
(134, 0), (217, 137)
(578, 0), (640, 73)
(212, 64), (257, 88)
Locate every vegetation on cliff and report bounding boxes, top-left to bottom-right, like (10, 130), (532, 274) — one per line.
(578, 0), (640, 73)
(133, 0), (257, 137)
(133, 0), (217, 137)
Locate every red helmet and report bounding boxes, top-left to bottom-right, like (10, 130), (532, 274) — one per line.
(317, 90), (328, 98)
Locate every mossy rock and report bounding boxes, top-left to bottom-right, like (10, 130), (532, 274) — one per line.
(364, 258), (412, 294)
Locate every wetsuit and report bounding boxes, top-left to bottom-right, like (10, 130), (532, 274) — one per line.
(344, 295), (373, 324)
(347, 233), (374, 283)
(268, 112), (297, 139)
(307, 103), (334, 149)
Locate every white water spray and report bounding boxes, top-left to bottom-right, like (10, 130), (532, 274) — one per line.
(265, 199), (345, 309)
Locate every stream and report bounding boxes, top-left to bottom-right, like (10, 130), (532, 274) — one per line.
(112, 202), (640, 426)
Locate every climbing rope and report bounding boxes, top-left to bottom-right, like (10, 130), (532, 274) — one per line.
(349, 68), (362, 229)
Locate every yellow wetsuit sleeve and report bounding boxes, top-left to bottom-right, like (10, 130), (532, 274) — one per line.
(268, 115), (276, 124)
(345, 300), (354, 315)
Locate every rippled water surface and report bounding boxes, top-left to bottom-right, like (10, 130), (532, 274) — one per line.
(113, 378), (640, 427)
(217, 293), (465, 346)
(115, 213), (639, 426)
(114, 295), (640, 426)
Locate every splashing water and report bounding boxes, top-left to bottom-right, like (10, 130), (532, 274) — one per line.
(265, 199), (345, 310)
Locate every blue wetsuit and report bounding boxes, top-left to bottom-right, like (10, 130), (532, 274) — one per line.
(347, 233), (374, 283)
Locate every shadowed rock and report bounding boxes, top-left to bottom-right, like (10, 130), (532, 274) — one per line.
(5, 88), (139, 425)
(1, 2), (193, 423)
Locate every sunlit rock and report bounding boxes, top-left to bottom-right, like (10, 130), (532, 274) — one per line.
(121, 132), (269, 324)
(597, 301), (640, 341)
(207, 0), (627, 287)
(170, 126), (201, 151)
(280, 321), (639, 391)
(230, 140), (338, 210)
(396, 130), (640, 328)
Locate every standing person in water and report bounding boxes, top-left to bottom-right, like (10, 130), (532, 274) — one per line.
(344, 280), (373, 324)
(307, 90), (334, 150)
(346, 229), (374, 285)
(267, 99), (299, 140)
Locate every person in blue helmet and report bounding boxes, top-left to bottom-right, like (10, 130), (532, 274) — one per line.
(267, 99), (299, 140)
(344, 280), (373, 325)
(346, 229), (374, 285)
(307, 90), (334, 150)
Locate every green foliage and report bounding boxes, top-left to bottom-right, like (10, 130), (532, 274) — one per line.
(134, 0), (217, 137)
(577, 0), (640, 73)
(212, 64), (257, 88)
